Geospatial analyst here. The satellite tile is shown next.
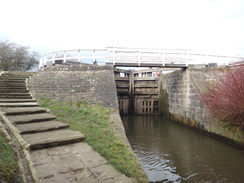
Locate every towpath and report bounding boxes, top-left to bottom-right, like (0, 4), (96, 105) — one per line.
(0, 72), (135, 183)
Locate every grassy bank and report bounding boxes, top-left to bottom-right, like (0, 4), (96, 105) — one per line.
(40, 99), (147, 182)
(0, 132), (22, 183)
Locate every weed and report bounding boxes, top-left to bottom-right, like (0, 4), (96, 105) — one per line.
(0, 132), (22, 183)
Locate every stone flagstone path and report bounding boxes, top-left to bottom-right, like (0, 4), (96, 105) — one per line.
(0, 72), (135, 183)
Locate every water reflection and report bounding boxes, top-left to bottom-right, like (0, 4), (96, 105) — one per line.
(122, 115), (244, 183)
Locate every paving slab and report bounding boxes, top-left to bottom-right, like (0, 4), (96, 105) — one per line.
(2, 107), (47, 115)
(30, 143), (135, 183)
(52, 153), (85, 173)
(40, 172), (78, 183)
(7, 113), (56, 124)
(35, 162), (56, 179)
(22, 129), (85, 150)
(0, 102), (39, 107)
(71, 143), (107, 169)
(16, 121), (70, 134)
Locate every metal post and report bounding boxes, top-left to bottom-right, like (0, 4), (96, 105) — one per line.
(39, 57), (43, 68)
(93, 49), (96, 65)
(44, 56), (47, 67)
(138, 48), (141, 66)
(205, 54), (209, 67)
(63, 51), (67, 64)
(225, 56), (229, 67)
(162, 50), (165, 66)
(78, 49), (81, 62)
(52, 52), (55, 66)
(113, 48), (115, 65)
(186, 51), (189, 67)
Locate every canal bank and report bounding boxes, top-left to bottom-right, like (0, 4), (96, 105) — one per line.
(158, 67), (243, 147)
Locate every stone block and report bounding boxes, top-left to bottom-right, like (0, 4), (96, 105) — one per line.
(30, 149), (50, 165)
(40, 172), (78, 183)
(47, 145), (73, 156)
(90, 164), (121, 181)
(35, 162), (56, 179)
(75, 169), (98, 183)
(52, 153), (85, 174)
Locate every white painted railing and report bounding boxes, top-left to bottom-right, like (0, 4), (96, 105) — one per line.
(39, 47), (244, 68)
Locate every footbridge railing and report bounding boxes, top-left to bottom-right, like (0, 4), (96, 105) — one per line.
(39, 47), (244, 68)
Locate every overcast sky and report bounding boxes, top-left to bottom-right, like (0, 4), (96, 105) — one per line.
(1, 0), (244, 56)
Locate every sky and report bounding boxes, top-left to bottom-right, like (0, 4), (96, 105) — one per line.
(0, 0), (244, 56)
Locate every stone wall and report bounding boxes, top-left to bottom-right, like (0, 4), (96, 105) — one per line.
(28, 64), (118, 108)
(159, 68), (243, 146)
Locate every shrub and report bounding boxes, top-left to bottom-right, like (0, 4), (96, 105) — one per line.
(201, 63), (244, 130)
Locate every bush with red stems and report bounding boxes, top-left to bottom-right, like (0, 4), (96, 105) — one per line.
(201, 63), (244, 130)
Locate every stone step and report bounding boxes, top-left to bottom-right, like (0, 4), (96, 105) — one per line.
(0, 102), (39, 107)
(0, 74), (28, 80)
(0, 77), (29, 80)
(0, 86), (27, 90)
(0, 93), (30, 96)
(22, 129), (85, 150)
(0, 89), (29, 93)
(0, 80), (26, 83)
(0, 96), (33, 99)
(0, 83), (26, 86)
(0, 83), (27, 87)
(2, 107), (47, 115)
(4, 72), (34, 77)
(0, 99), (36, 103)
(16, 121), (70, 134)
(7, 113), (56, 125)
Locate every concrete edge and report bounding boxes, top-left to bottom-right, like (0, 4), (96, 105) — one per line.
(0, 111), (39, 183)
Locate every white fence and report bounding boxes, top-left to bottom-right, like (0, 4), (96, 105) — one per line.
(39, 47), (244, 68)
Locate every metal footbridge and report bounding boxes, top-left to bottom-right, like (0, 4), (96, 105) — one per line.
(39, 47), (244, 68)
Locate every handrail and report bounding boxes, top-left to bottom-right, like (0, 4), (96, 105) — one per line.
(39, 47), (244, 68)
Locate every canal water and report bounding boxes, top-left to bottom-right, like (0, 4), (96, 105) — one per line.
(121, 115), (244, 183)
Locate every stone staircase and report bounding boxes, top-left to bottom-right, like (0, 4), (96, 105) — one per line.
(0, 72), (86, 182)
(0, 72), (85, 151)
(0, 72), (135, 183)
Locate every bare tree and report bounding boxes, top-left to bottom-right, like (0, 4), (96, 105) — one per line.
(0, 40), (39, 71)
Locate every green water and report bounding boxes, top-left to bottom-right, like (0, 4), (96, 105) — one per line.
(121, 115), (244, 183)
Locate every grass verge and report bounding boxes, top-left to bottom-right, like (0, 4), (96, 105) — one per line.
(0, 132), (22, 183)
(40, 99), (147, 182)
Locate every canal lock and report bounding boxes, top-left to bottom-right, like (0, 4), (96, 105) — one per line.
(114, 68), (160, 115)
